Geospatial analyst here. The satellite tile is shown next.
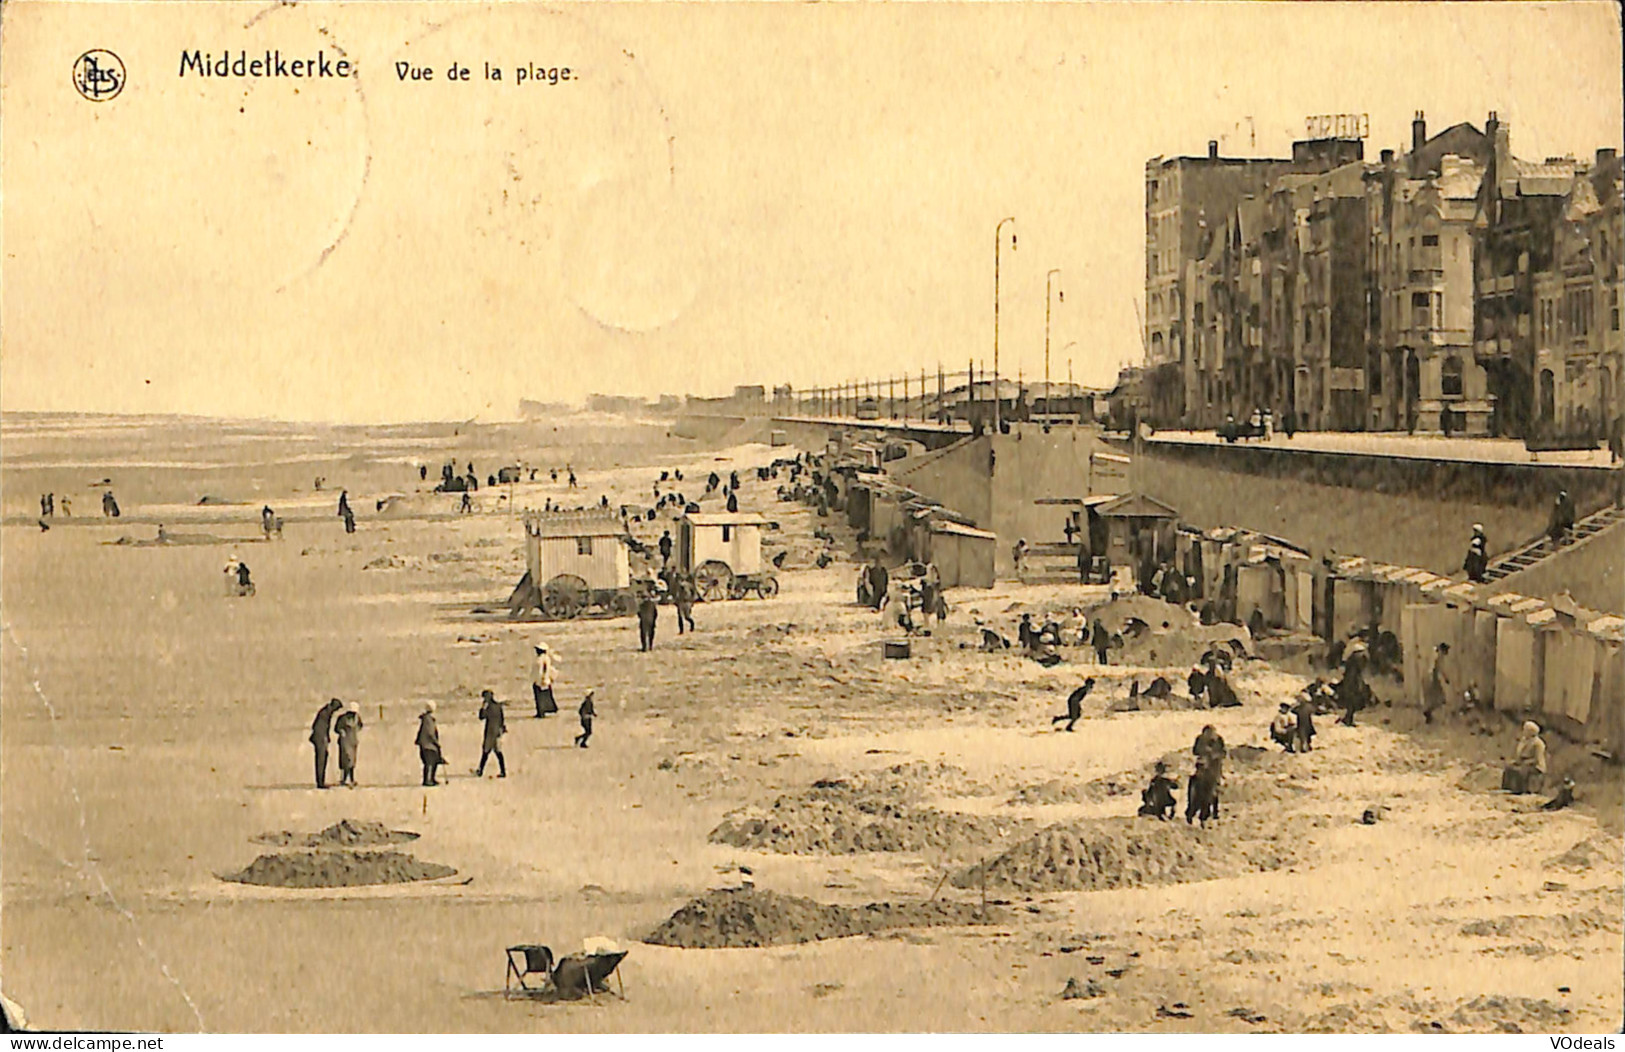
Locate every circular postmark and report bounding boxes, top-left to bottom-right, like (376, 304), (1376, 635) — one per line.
(73, 50), (125, 101)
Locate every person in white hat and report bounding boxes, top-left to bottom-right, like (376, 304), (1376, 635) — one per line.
(334, 702), (363, 787)
(1463, 524), (1489, 582)
(532, 643), (558, 718)
(416, 701), (444, 786)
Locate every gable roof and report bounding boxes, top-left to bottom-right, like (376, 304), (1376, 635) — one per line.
(684, 512), (770, 527)
(1095, 492), (1180, 519)
(525, 512), (628, 539)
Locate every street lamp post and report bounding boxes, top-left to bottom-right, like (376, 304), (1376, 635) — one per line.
(994, 217), (1017, 432)
(1061, 342), (1080, 423)
(1045, 268), (1062, 424)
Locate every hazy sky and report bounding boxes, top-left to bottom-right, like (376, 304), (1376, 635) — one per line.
(2, 1), (1620, 422)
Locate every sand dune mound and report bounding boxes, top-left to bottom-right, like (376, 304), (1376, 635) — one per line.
(710, 763), (1012, 855)
(952, 816), (1291, 892)
(252, 820), (420, 849)
(223, 850), (454, 888)
(1545, 836), (1618, 872)
(643, 887), (997, 948)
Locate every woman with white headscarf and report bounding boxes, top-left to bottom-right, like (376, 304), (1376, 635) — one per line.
(1502, 721), (1548, 794)
(334, 702), (363, 787)
(416, 701), (444, 787)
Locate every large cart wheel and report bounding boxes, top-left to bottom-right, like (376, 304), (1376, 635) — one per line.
(609, 592), (637, 618)
(541, 574), (589, 619)
(695, 560), (733, 602)
(755, 575), (780, 599)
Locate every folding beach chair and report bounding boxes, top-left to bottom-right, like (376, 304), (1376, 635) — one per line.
(504, 945), (554, 998)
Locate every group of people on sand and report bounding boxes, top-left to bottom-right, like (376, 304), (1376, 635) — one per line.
(302, 641), (600, 789)
(1134, 725), (1227, 826)
(861, 558), (946, 636)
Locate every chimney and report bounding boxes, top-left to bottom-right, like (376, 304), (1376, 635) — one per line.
(1599, 147), (1618, 167)
(1208, 140), (1219, 160)
(1412, 110), (1427, 153)
(1380, 148), (1395, 166)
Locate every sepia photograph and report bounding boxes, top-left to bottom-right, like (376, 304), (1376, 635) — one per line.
(2, 0), (1622, 1036)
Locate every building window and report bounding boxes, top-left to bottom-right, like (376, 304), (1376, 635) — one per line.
(1441, 356), (1464, 398)
(721, 525), (733, 542)
(1422, 234), (1439, 247)
(1612, 289), (1620, 332)
(576, 537), (594, 556)
(1370, 354), (1383, 395)
(1412, 291), (1431, 330)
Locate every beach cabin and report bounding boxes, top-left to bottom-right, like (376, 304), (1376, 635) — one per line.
(515, 511), (634, 618)
(924, 520), (997, 588)
(677, 512), (768, 577)
(1093, 493), (1180, 574)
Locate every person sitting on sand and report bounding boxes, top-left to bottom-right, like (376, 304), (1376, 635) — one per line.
(1051, 678), (1094, 732)
(1204, 667), (1240, 708)
(1541, 776), (1576, 811)
(1137, 761), (1179, 820)
(416, 701), (444, 787)
(1270, 703), (1296, 752)
(882, 588), (915, 635)
(1502, 721), (1547, 795)
(1193, 725), (1227, 779)
(334, 702), (363, 787)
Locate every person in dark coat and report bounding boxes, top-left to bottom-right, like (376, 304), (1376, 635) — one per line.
(1550, 490), (1576, 546)
(673, 574), (697, 634)
(1138, 760), (1179, 819)
(337, 490), (351, 519)
(236, 560), (253, 594)
(658, 530), (674, 564)
(1204, 669), (1241, 708)
(637, 592), (659, 651)
(1192, 725), (1227, 778)
(308, 698), (343, 789)
(866, 559), (889, 611)
(1090, 619), (1110, 665)
(1292, 693), (1316, 753)
(1463, 524), (1489, 582)
(476, 690), (507, 778)
(574, 691), (596, 748)
(416, 701), (444, 786)
(342, 505), (356, 534)
(334, 702), (363, 787)
(1051, 678), (1095, 732)
(1018, 613), (1037, 651)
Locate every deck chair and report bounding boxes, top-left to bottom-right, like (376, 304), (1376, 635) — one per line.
(505, 944), (554, 998)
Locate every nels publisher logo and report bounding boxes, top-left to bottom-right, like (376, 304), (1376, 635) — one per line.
(73, 49), (125, 101)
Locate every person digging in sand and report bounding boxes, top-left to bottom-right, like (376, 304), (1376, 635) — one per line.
(1137, 760), (1179, 819)
(1051, 678), (1095, 732)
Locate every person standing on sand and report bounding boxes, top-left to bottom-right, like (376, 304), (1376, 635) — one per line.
(476, 690), (507, 778)
(308, 698), (343, 789)
(574, 691), (596, 748)
(1292, 692), (1316, 753)
(658, 530), (674, 564)
(673, 574), (697, 635)
(334, 702), (363, 787)
(1051, 678), (1094, 732)
(532, 644), (558, 717)
(337, 489), (351, 521)
(1091, 619), (1111, 665)
(416, 701), (444, 786)
(342, 504), (356, 534)
(1422, 642), (1453, 724)
(637, 591), (660, 652)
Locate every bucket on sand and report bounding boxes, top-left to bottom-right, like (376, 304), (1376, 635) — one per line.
(884, 640), (911, 660)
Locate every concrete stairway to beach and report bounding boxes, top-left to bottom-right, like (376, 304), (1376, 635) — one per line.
(1481, 504), (1625, 584)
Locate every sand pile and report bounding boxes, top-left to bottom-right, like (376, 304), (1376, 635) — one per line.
(952, 816), (1292, 892)
(710, 763), (1015, 856)
(643, 887), (997, 948)
(1457, 908), (1622, 940)
(253, 820), (420, 849)
(1545, 836), (1617, 872)
(1447, 995), (1573, 1033)
(223, 850), (455, 888)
